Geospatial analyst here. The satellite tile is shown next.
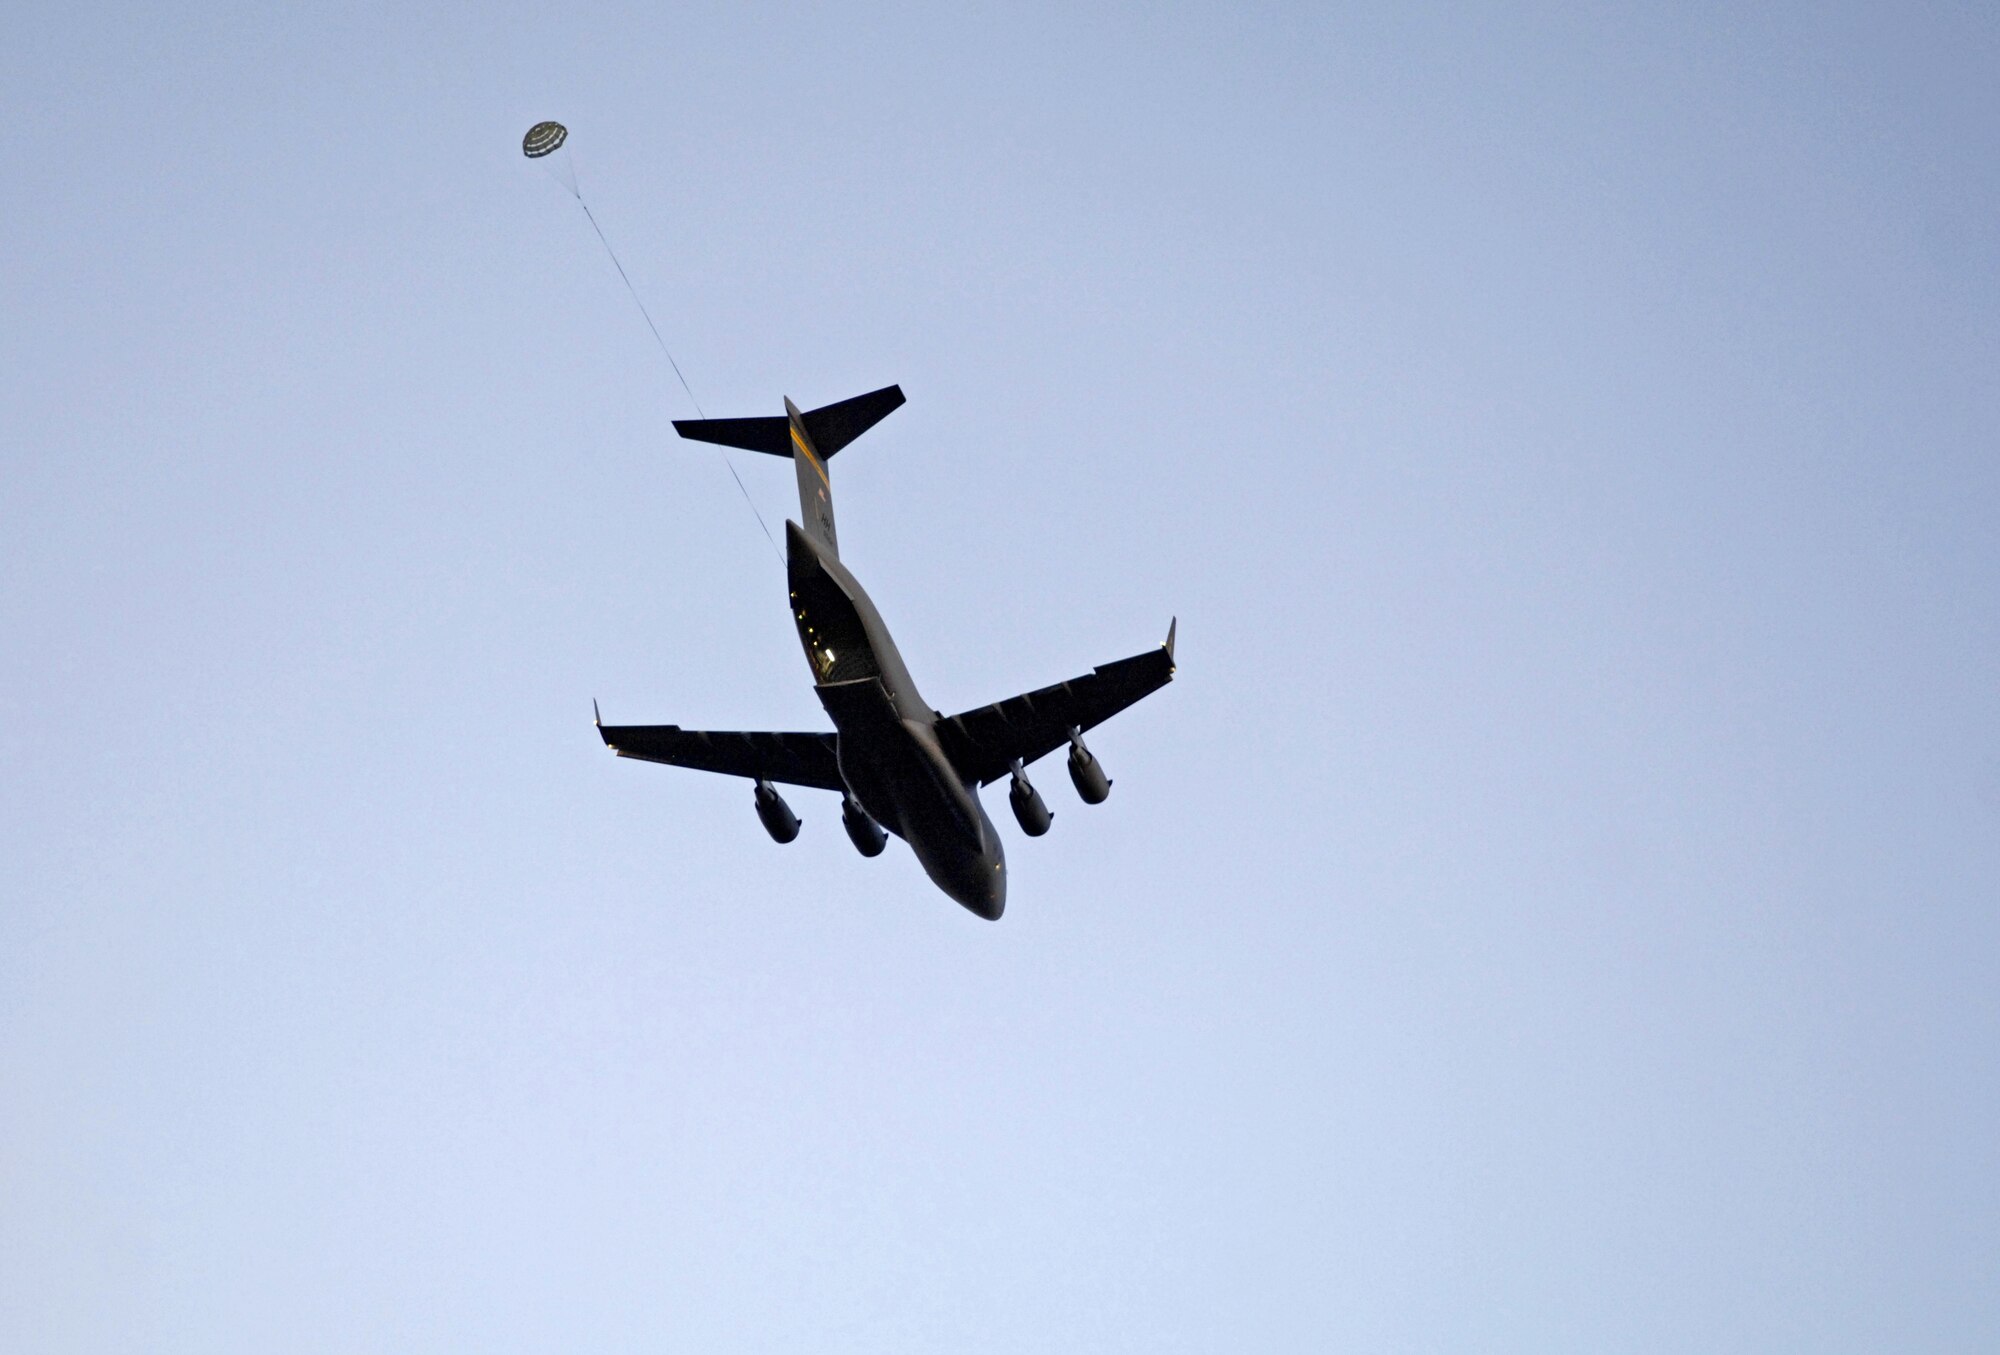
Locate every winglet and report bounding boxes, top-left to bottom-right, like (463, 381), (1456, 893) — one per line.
(1164, 617), (1177, 666)
(593, 698), (602, 727)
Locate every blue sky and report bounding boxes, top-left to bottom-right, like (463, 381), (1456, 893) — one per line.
(4, 3), (1997, 1349)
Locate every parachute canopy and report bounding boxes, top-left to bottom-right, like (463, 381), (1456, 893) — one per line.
(522, 121), (568, 158)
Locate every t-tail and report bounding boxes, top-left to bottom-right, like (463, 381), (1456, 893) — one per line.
(673, 384), (905, 559)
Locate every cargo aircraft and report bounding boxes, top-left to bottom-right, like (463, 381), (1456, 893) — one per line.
(594, 385), (1176, 919)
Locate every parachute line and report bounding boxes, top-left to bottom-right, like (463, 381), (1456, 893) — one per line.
(575, 199), (706, 421)
(541, 137), (781, 566)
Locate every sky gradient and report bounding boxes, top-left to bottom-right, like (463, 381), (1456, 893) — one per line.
(4, 3), (1997, 1350)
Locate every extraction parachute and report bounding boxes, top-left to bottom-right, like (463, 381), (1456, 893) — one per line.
(521, 121), (568, 158)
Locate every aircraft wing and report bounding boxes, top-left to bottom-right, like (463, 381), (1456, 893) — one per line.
(596, 718), (846, 791)
(935, 621), (1177, 787)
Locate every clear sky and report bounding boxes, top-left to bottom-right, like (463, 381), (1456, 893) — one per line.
(4, 3), (1997, 1350)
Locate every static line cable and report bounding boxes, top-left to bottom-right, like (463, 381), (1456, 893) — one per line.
(553, 154), (782, 566)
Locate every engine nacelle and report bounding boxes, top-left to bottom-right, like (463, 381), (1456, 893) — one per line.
(841, 796), (888, 857)
(1008, 760), (1053, 836)
(752, 778), (801, 844)
(1067, 728), (1112, 804)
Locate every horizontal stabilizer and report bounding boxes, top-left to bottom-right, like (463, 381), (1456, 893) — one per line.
(799, 384), (905, 457)
(674, 384), (904, 460)
(672, 415), (791, 456)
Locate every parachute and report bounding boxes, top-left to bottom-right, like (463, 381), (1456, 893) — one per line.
(522, 121), (568, 158)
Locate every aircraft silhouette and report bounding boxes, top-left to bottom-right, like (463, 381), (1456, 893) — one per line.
(595, 385), (1175, 919)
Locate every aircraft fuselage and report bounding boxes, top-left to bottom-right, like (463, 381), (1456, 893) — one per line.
(784, 520), (1007, 918)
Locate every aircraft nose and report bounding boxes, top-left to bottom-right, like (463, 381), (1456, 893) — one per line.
(960, 857), (1006, 921)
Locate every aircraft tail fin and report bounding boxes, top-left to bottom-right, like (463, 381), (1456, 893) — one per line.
(673, 385), (904, 460)
(674, 384), (905, 560)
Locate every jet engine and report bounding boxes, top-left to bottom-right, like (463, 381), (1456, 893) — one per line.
(753, 779), (801, 843)
(1008, 760), (1053, 836)
(1066, 728), (1112, 804)
(841, 796), (888, 857)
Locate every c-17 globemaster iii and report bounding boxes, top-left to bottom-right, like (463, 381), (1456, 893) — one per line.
(594, 384), (1175, 919)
